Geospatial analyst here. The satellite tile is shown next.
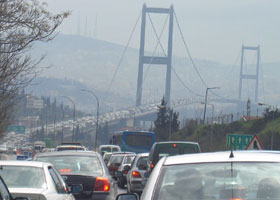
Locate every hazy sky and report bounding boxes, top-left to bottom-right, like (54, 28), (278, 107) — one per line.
(43, 0), (280, 65)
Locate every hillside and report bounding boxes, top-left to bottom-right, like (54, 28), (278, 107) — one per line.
(171, 112), (280, 152)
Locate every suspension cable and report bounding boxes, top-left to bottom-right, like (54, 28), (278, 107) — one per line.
(101, 10), (142, 110)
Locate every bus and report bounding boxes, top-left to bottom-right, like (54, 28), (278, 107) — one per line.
(110, 130), (155, 153)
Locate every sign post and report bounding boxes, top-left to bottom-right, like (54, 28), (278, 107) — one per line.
(226, 134), (253, 150)
(245, 134), (263, 150)
(7, 125), (25, 134)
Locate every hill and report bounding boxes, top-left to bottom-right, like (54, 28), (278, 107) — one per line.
(171, 111), (280, 152)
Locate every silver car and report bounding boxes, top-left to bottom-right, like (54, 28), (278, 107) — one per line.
(118, 151), (280, 200)
(0, 160), (75, 200)
(126, 153), (148, 194)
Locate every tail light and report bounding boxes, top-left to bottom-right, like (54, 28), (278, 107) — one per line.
(150, 163), (154, 169)
(59, 169), (72, 173)
(94, 177), (110, 192)
(229, 199), (243, 200)
(132, 171), (141, 178)
(123, 170), (128, 174)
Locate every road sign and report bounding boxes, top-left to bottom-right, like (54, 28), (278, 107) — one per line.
(226, 134), (253, 150)
(7, 125), (25, 134)
(245, 134), (263, 150)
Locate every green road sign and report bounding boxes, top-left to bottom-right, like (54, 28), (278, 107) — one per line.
(7, 125), (25, 134)
(226, 134), (253, 150)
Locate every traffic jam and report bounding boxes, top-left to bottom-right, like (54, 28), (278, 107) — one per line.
(0, 130), (278, 200)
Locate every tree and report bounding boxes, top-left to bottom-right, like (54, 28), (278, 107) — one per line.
(154, 97), (180, 141)
(0, 0), (68, 135)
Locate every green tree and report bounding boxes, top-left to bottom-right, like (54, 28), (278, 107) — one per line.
(154, 97), (180, 141)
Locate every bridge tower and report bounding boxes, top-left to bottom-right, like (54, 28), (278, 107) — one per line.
(136, 4), (174, 106)
(238, 45), (260, 102)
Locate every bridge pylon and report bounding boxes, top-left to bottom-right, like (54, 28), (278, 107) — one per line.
(136, 4), (174, 106)
(238, 45), (260, 102)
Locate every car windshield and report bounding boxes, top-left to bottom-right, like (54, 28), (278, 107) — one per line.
(0, 166), (46, 189)
(36, 156), (103, 176)
(154, 162), (280, 200)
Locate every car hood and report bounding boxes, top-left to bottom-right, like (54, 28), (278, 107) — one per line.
(10, 188), (47, 200)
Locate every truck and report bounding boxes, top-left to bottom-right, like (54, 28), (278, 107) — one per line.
(33, 141), (46, 153)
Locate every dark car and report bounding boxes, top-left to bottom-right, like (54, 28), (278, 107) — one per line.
(146, 141), (201, 174)
(34, 151), (116, 200)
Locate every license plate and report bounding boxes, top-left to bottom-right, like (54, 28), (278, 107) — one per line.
(72, 184), (83, 194)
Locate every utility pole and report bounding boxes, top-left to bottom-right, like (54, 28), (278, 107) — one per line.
(81, 89), (99, 150)
(203, 87), (219, 124)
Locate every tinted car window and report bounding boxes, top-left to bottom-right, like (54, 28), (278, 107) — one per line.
(37, 156), (103, 176)
(136, 156), (148, 169)
(0, 166), (46, 189)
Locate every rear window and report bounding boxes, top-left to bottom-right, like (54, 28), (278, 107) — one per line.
(112, 148), (120, 152)
(36, 156), (103, 176)
(110, 155), (124, 164)
(154, 143), (200, 162)
(0, 166), (46, 189)
(126, 134), (152, 147)
(137, 156), (148, 169)
(100, 147), (111, 152)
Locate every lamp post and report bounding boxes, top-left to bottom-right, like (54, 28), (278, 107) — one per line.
(81, 89), (99, 150)
(61, 96), (76, 142)
(258, 102), (276, 150)
(203, 87), (219, 124)
(201, 102), (215, 149)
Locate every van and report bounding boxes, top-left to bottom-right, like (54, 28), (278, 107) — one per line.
(98, 144), (121, 156)
(147, 141), (201, 173)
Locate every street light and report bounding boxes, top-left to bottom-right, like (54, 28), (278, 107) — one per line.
(61, 96), (76, 142)
(258, 102), (276, 150)
(203, 87), (219, 124)
(201, 102), (215, 149)
(81, 89), (99, 150)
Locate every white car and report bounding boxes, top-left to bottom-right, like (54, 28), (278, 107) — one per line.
(118, 151), (280, 200)
(0, 161), (76, 200)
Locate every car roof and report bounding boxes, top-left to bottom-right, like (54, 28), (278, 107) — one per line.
(164, 151), (280, 166)
(35, 151), (98, 157)
(0, 160), (51, 167)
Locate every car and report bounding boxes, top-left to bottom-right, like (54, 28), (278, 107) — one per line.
(98, 145), (121, 157)
(0, 175), (29, 200)
(107, 152), (136, 188)
(126, 153), (149, 194)
(118, 151), (280, 200)
(56, 143), (87, 151)
(0, 160), (75, 200)
(34, 151), (116, 200)
(146, 141), (201, 174)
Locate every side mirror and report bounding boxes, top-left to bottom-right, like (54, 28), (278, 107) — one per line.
(116, 193), (139, 200)
(123, 165), (131, 171)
